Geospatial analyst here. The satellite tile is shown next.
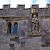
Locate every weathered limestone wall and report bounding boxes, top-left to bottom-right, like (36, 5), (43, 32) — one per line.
(0, 17), (30, 35)
(0, 35), (41, 50)
(0, 19), (7, 35)
(18, 19), (29, 35)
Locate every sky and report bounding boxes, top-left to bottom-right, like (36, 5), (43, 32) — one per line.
(0, 0), (50, 8)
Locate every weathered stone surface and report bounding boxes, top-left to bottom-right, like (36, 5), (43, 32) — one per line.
(0, 4), (50, 50)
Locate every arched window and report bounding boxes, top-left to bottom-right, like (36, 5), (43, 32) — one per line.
(7, 22), (12, 34)
(13, 22), (18, 34)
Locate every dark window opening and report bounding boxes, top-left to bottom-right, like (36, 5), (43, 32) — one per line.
(7, 22), (12, 34)
(13, 22), (18, 34)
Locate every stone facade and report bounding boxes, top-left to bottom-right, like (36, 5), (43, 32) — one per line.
(0, 4), (50, 36)
(0, 4), (50, 50)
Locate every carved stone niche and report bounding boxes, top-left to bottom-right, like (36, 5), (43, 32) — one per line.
(31, 8), (35, 13)
(31, 8), (38, 15)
